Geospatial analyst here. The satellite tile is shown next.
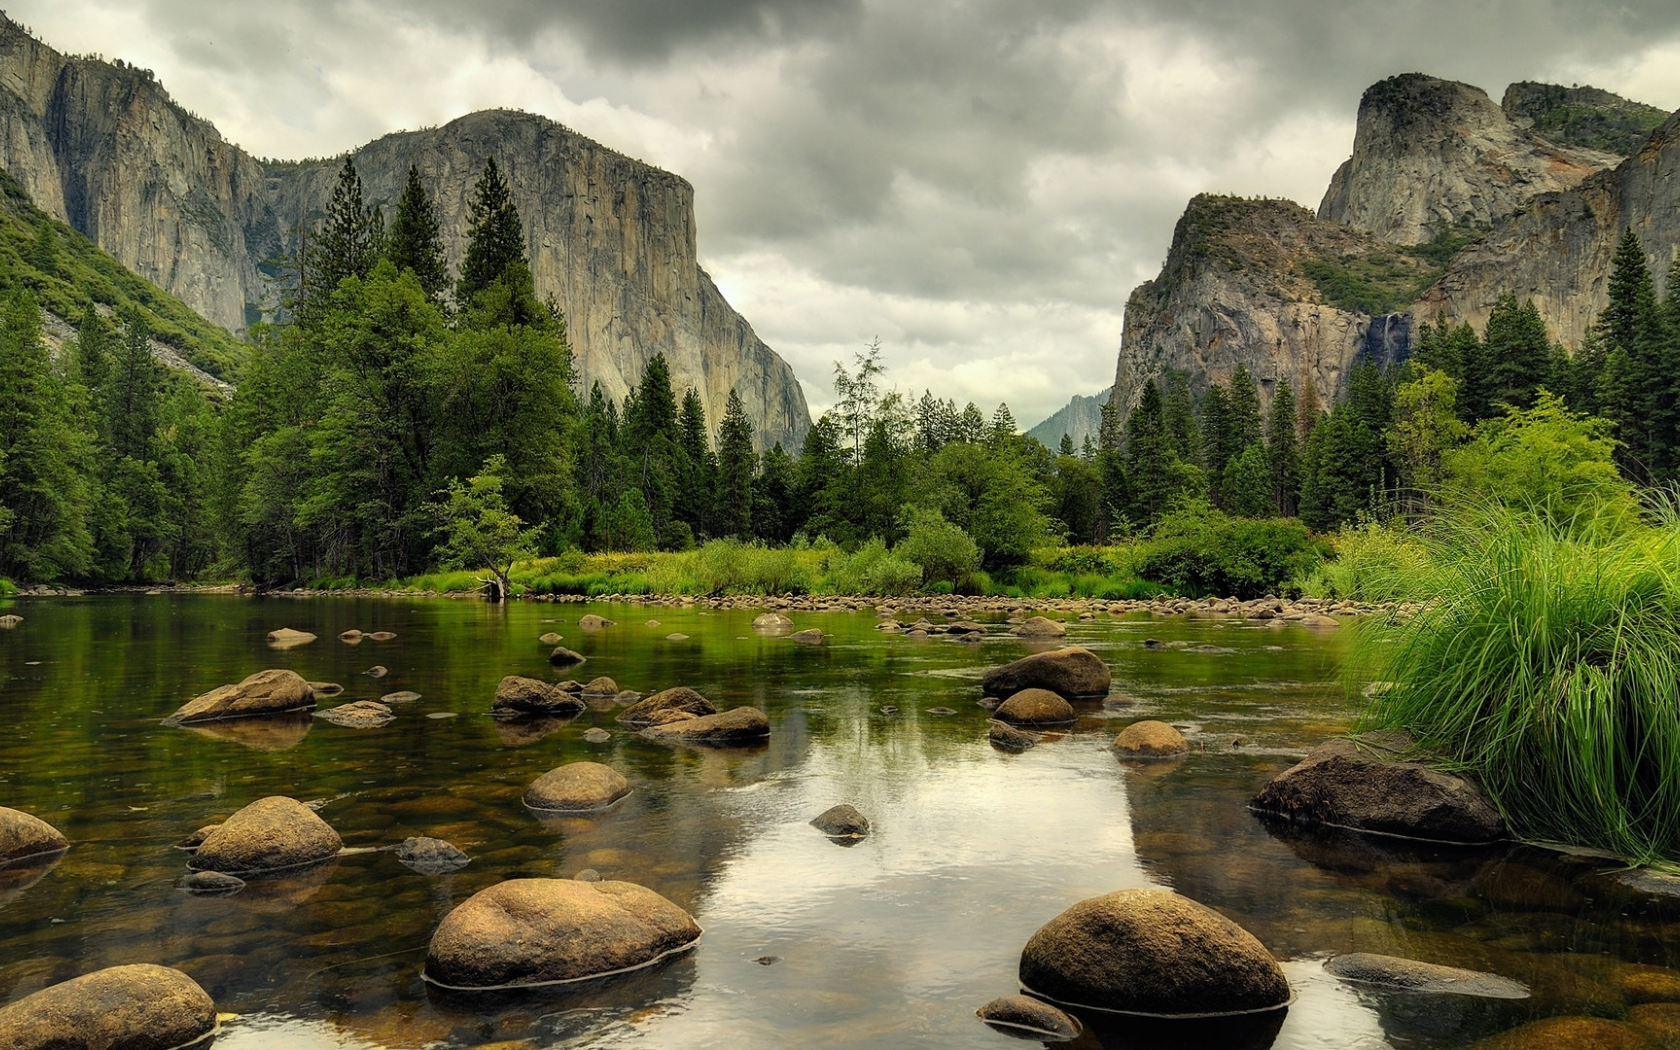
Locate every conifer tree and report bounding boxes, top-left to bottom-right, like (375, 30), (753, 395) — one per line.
(1221, 444), (1273, 518)
(1595, 230), (1673, 478)
(1201, 381), (1234, 492)
(753, 442), (795, 543)
(716, 389), (755, 539)
(456, 157), (528, 309)
(990, 403), (1017, 442)
(1481, 295), (1552, 412)
(1227, 364), (1264, 451)
(1126, 380), (1176, 525)
(1162, 372), (1200, 464)
(386, 165), (449, 303)
(1095, 395), (1127, 539)
(305, 157), (381, 313)
(1266, 378), (1300, 516)
(675, 387), (714, 536)
(1059, 433), (1075, 456)
(106, 312), (163, 461)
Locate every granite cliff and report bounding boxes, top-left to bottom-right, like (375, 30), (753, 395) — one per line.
(1026, 387), (1112, 450)
(0, 16), (809, 450)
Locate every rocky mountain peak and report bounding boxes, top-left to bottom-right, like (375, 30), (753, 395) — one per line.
(1501, 81), (1671, 156)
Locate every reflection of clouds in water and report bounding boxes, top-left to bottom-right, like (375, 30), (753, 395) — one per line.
(1275, 960), (1391, 1050)
(210, 1013), (386, 1050)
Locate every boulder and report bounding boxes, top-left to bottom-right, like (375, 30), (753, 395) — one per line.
(616, 686), (716, 728)
(266, 626), (316, 648)
(178, 870), (245, 896)
(583, 676), (620, 695)
(1324, 953), (1528, 999)
(1011, 615), (1068, 637)
(1470, 1017), (1647, 1050)
(982, 647), (1111, 699)
(315, 700), (395, 728)
(174, 825), (219, 851)
(0, 614), (21, 628)
(947, 621), (985, 636)
(789, 628), (825, 644)
(524, 762), (632, 812)
(578, 614), (615, 630)
(167, 669), (317, 723)
(396, 836), (471, 874)
(990, 721), (1039, 752)
(0, 964), (217, 1050)
(338, 629), (364, 643)
(1251, 738), (1507, 844)
(188, 796), (342, 875)
(1113, 721), (1189, 758)
(423, 878), (702, 989)
(0, 806), (68, 866)
(810, 804), (870, 839)
(977, 995), (1081, 1040)
(540, 631), (562, 645)
(493, 675), (586, 717)
(641, 706), (769, 746)
(1019, 889), (1291, 1016)
(549, 646), (587, 667)
(994, 688), (1076, 726)
(753, 612), (795, 630)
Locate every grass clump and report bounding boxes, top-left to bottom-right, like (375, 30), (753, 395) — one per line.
(1293, 519), (1436, 601)
(1356, 504), (1680, 865)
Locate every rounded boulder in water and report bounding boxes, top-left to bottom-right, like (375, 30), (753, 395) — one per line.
(0, 806), (68, 866)
(187, 796), (342, 876)
(524, 762), (631, 812)
(0, 964), (217, 1050)
(1112, 720), (1189, 758)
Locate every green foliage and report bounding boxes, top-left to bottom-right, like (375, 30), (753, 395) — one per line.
(1131, 502), (1326, 599)
(1300, 252), (1439, 315)
(1293, 518), (1435, 601)
(716, 388), (755, 539)
(456, 157), (528, 311)
(823, 538), (923, 596)
(386, 165), (449, 303)
(430, 453), (537, 591)
(895, 506), (981, 586)
(1356, 504), (1680, 864)
(1219, 443), (1273, 518)
(1402, 224), (1482, 267)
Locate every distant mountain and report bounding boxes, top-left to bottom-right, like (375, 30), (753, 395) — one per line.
(1026, 387), (1112, 450)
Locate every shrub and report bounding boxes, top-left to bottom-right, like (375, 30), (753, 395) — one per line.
(895, 507), (981, 586)
(825, 538), (923, 596)
(1294, 519), (1437, 601)
(1132, 503), (1326, 598)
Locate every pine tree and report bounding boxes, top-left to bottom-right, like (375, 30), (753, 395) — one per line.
(990, 403), (1017, 443)
(1201, 381), (1234, 492)
(1126, 380), (1176, 525)
(1162, 372), (1200, 464)
(715, 389), (755, 539)
(106, 312), (162, 461)
(1266, 378), (1300, 516)
(1228, 364), (1263, 451)
(1221, 444), (1273, 518)
(958, 402), (987, 443)
(675, 387), (714, 536)
(386, 165), (449, 303)
(1058, 433), (1075, 456)
(28, 223), (56, 276)
(456, 157), (529, 309)
(1482, 295), (1552, 412)
(753, 442), (795, 543)
(1595, 231), (1673, 479)
(72, 311), (111, 401)
(305, 157), (381, 314)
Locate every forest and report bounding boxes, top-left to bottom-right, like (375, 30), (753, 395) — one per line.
(0, 152), (1676, 600)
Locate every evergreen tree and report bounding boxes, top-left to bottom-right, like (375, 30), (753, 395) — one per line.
(793, 414), (846, 539)
(715, 389), (755, 539)
(1095, 395), (1127, 539)
(958, 402), (987, 443)
(1162, 372), (1200, 463)
(1596, 230), (1673, 479)
(106, 312), (163, 461)
(675, 387), (714, 537)
(990, 403), (1017, 442)
(1266, 378), (1300, 516)
(1201, 381), (1234, 496)
(1227, 364), (1264, 451)
(1126, 380), (1176, 524)
(28, 223), (56, 276)
(1481, 295), (1552, 412)
(1058, 433), (1075, 457)
(304, 157), (381, 314)
(72, 311), (111, 404)
(753, 442), (795, 543)
(456, 157), (528, 310)
(385, 165), (449, 303)
(1221, 444), (1273, 518)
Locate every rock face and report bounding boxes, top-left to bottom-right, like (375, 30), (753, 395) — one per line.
(641, 706), (769, 746)
(1318, 74), (1619, 246)
(1026, 386), (1112, 450)
(1501, 82), (1670, 157)
(0, 964), (217, 1050)
(616, 686), (716, 728)
(0, 806), (68, 866)
(493, 675), (585, 717)
(168, 669), (317, 723)
(524, 762), (632, 812)
(982, 647), (1111, 700)
(1251, 738), (1506, 843)
(994, 688), (1076, 727)
(0, 18), (809, 449)
(1018, 889), (1291, 1017)
(424, 878), (702, 989)
(188, 796), (342, 875)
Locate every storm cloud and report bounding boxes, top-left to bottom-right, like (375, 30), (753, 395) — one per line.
(12, 0), (1680, 424)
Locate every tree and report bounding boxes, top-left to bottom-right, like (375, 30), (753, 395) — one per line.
(386, 165), (449, 303)
(989, 403), (1017, 442)
(1162, 372), (1201, 464)
(895, 506), (980, 586)
(1096, 394), (1127, 540)
(1220, 444), (1273, 518)
(1388, 367), (1469, 511)
(1481, 295), (1552, 412)
(1227, 365), (1264, 451)
(304, 157), (381, 315)
(1596, 229), (1673, 480)
(833, 342), (884, 464)
(716, 389), (755, 540)
(456, 157), (528, 310)
(1201, 381), (1234, 489)
(1266, 378), (1300, 516)
(1127, 380), (1186, 525)
(674, 387), (714, 536)
(753, 442), (796, 543)
(431, 454), (537, 598)
(105, 311), (163, 461)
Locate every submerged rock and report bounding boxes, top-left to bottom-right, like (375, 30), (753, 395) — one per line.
(994, 688), (1075, 726)
(493, 715), (570, 747)
(315, 700), (395, 728)
(338, 629), (364, 643)
(753, 612), (794, 630)
(1018, 888), (1291, 1016)
(396, 836), (471, 874)
(578, 614), (615, 630)
(641, 706), (769, 746)
(548, 646), (587, 667)
(168, 668), (317, 723)
(616, 686), (717, 728)
(380, 690), (422, 704)
(1251, 738), (1506, 843)
(1113, 720), (1189, 758)
(0, 614), (21, 628)
(810, 804), (870, 839)
(308, 681), (344, 697)
(584, 728), (612, 744)
(365, 664), (388, 678)
(1010, 615), (1068, 637)
(989, 720), (1039, 752)
(266, 626), (316, 648)
(583, 676), (620, 695)
(539, 631), (562, 645)
(0, 806), (68, 866)
(982, 646), (1111, 699)
(367, 631), (397, 641)
(423, 878), (702, 989)
(977, 994), (1081, 1041)
(789, 628), (824, 644)
(524, 762), (632, 812)
(0, 964), (217, 1050)
(178, 870), (245, 896)
(188, 796), (342, 875)
(174, 825), (219, 851)
(1470, 1016), (1646, 1050)
(493, 675), (586, 717)
(1325, 953), (1528, 999)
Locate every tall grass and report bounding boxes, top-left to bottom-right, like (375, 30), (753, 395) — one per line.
(1354, 503), (1680, 865)
(1293, 519), (1437, 601)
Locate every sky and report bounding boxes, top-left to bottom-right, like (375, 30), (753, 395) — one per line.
(10, 1), (1680, 426)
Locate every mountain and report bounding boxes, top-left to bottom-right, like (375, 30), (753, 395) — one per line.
(1110, 73), (1672, 428)
(0, 15), (810, 450)
(1026, 387), (1112, 449)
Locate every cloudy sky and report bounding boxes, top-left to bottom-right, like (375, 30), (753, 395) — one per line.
(11, 1), (1680, 424)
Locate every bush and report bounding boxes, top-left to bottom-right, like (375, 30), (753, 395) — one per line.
(1132, 503), (1326, 598)
(1293, 519), (1436, 601)
(825, 538), (923, 595)
(0, 577), (15, 596)
(895, 508), (981, 586)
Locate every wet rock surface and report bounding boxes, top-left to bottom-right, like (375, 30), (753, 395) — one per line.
(188, 796), (342, 875)
(548, 646), (587, 666)
(1010, 615), (1068, 637)
(492, 675), (586, 717)
(616, 686), (717, 728)
(1325, 952), (1529, 998)
(582, 676), (620, 695)
(423, 878), (702, 989)
(266, 626), (316, 648)
(0, 806), (68, 866)
(0, 964), (217, 1050)
(640, 706), (769, 746)
(982, 646), (1111, 699)
(524, 762), (632, 812)
(977, 994), (1081, 1040)
(789, 628), (824, 644)
(179, 870), (246, 896)
(810, 804), (870, 839)
(578, 614), (614, 630)
(168, 668), (317, 723)
(315, 700), (395, 727)
(989, 720), (1039, 752)
(994, 688), (1075, 726)
(1113, 720), (1189, 758)
(1252, 737), (1507, 843)
(1018, 888), (1291, 1017)
(396, 836), (471, 874)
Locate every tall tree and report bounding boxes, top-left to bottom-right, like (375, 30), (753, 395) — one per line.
(106, 312), (163, 461)
(305, 157), (382, 314)
(1227, 364), (1264, 451)
(1126, 380), (1179, 525)
(675, 387), (714, 536)
(1266, 378), (1300, 516)
(456, 157), (528, 309)
(1162, 372), (1201, 464)
(386, 165), (449, 303)
(714, 389), (756, 541)
(1481, 295), (1552, 413)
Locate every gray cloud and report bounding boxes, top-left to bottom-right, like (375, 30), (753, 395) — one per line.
(10, 0), (1680, 422)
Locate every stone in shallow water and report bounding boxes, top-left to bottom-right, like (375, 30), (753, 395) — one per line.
(990, 720), (1039, 752)
(396, 836), (471, 874)
(548, 646), (587, 667)
(1113, 720), (1189, 758)
(810, 804), (870, 839)
(0, 964), (217, 1050)
(524, 762), (632, 812)
(168, 668), (316, 723)
(0, 806), (68, 866)
(616, 686), (716, 727)
(266, 626), (316, 648)
(1010, 615), (1067, 637)
(367, 631), (397, 641)
(584, 728), (612, 744)
(640, 706), (769, 747)
(315, 701), (395, 728)
(178, 870), (246, 896)
(493, 675), (585, 717)
(365, 664), (388, 678)
(188, 796), (342, 876)
(578, 614), (615, 629)
(539, 631), (562, 645)
(977, 994), (1081, 1041)
(994, 688), (1075, 726)
(982, 646), (1111, 699)
(1324, 953), (1528, 999)
(582, 676), (620, 695)
(1469, 1016), (1646, 1049)
(381, 690), (422, 703)
(789, 628), (824, 644)
(424, 878), (701, 989)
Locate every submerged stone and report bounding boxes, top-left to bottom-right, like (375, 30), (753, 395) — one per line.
(548, 646), (587, 667)
(810, 804), (870, 839)
(977, 995), (1081, 1041)
(1010, 615), (1068, 637)
(0, 964), (217, 1050)
(396, 836), (471, 874)
(789, 628), (824, 644)
(990, 720), (1039, 752)
(616, 686), (716, 728)
(1325, 953), (1529, 999)
(178, 870), (246, 896)
(539, 631), (562, 645)
(1470, 1016), (1646, 1050)
(640, 706), (769, 746)
(315, 700), (395, 728)
(578, 614), (615, 630)
(583, 676), (620, 695)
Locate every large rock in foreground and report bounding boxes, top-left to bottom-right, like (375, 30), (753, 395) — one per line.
(982, 647), (1111, 700)
(616, 686), (717, 728)
(167, 669), (317, 723)
(0, 806), (68, 866)
(424, 878), (702, 989)
(524, 762), (632, 812)
(188, 796), (342, 875)
(492, 675), (586, 717)
(1019, 889), (1290, 1017)
(0, 964), (217, 1050)
(1251, 738), (1506, 844)
(640, 706), (769, 747)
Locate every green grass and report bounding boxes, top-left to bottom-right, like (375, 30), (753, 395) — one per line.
(1300, 253), (1441, 316)
(0, 576), (15, 596)
(1354, 504), (1680, 865)
(1293, 519), (1436, 601)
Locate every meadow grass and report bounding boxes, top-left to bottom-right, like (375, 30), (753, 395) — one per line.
(1354, 503), (1680, 865)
